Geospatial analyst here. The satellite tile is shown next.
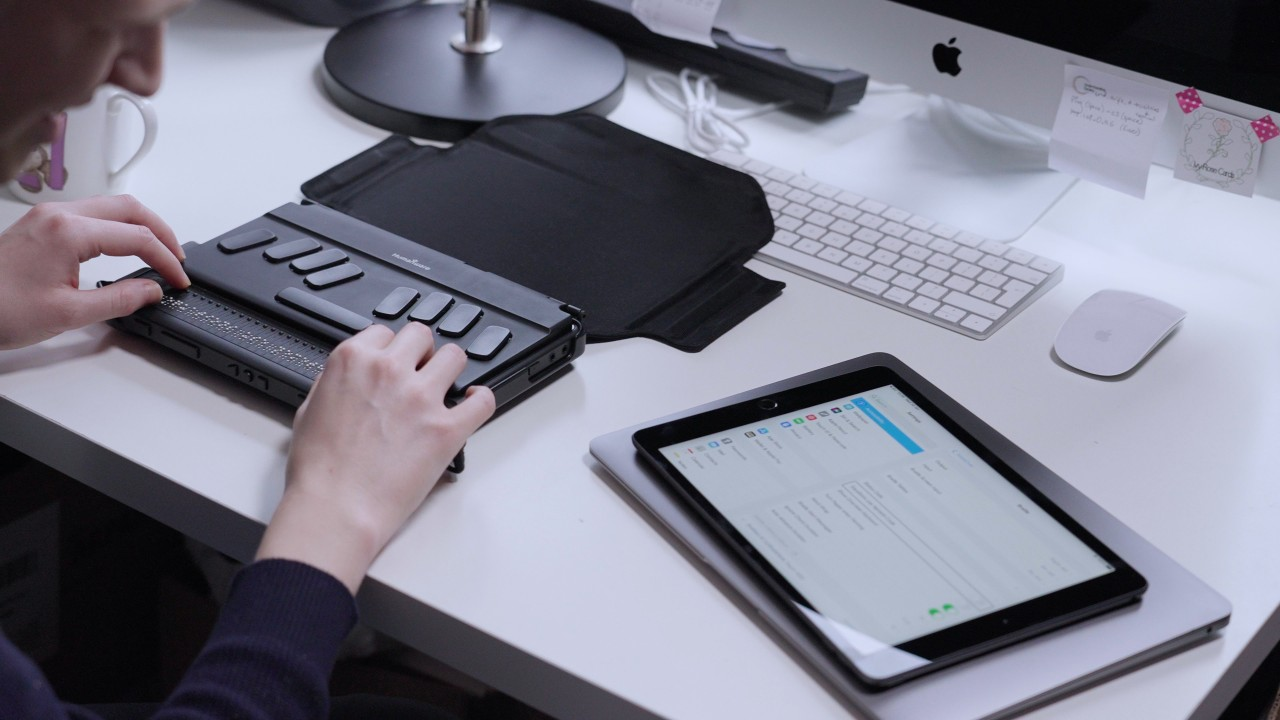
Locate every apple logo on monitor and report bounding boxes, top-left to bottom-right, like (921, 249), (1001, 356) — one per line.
(932, 37), (962, 76)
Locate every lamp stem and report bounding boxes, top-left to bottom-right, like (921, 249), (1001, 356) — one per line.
(452, 0), (503, 54)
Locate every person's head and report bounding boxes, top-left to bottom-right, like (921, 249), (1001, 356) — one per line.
(0, 0), (192, 182)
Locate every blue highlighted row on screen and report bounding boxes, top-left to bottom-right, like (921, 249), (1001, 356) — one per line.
(853, 398), (923, 454)
(678, 399), (922, 455)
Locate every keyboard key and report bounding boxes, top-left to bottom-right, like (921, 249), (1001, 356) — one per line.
(809, 197), (837, 214)
(932, 224), (960, 239)
(971, 284), (1001, 302)
(1030, 256), (1062, 274)
(466, 326), (512, 359)
(943, 291), (1007, 320)
(794, 238), (824, 255)
(409, 292), (454, 324)
(277, 287), (372, 333)
(1004, 264), (1049, 285)
(759, 244), (857, 283)
(882, 207), (912, 223)
(304, 263), (363, 289)
(878, 237), (908, 253)
(806, 211), (835, 227)
(781, 203), (811, 220)
(817, 247), (848, 264)
(977, 270), (1007, 287)
(869, 249), (899, 266)
(1003, 247), (1036, 265)
(891, 274), (923, 291)
(787, 174), (817, 190)
(852, 276), (890, 295)
(926, 254), (957, 271)
(776, 215), (803, 231)
(830, 219), (859, 236)
(841, 255), (873, 273)
(906, 215), (934, 231)
(264, 237), (321, 262)
(773, 230), (800, 247)
(786, 188), (814, 204)
(934, 305), (966, 323)
(819, 231), (848, 249)
(867, 264), (897, 282)
(909, 296), (941, 314)
(832, 205), (861, 222)
(961, 315), (994, 333)
(884, 287), (914, 304)
(218, 228), (276, 253)
(373, 287), (420, 319)
(919, 282), (948, 300)
(798, 223), (827, 240)
(437, 304), (483, 337)
(858, 199), (888, 214)
(920, 266), (950, 284)
(978, 255), (1009, 272)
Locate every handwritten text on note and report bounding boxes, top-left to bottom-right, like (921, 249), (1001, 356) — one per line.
(1048, 65), (1170, 198)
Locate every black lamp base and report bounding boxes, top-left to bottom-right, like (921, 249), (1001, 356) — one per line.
(321, 3), (627, 141)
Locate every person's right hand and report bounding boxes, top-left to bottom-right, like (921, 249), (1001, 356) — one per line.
(0, 195), (189, 350)
(256, 322), (496, 594)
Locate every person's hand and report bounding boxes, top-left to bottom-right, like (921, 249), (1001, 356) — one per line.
(257, 322), (496, 594)
(0, 195), (190, 350)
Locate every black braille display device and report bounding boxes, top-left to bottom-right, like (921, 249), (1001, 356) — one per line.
(107, 203), (586, 471)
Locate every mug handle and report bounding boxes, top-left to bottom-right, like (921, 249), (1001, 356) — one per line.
(107, 92), (158, 183)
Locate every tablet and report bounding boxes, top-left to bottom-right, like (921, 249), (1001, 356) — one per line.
(631, 363), (1147, 688)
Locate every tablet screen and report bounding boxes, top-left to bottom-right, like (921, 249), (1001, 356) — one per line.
(633, 367), (1146, 686)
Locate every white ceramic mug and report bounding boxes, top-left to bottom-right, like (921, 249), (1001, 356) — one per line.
(8, 85), (158, 204)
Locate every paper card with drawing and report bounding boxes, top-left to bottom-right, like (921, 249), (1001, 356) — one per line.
(1048, 65), (1170, 198)
(1174, 105), (1262, 196)
(1170, 88), (1278, 197)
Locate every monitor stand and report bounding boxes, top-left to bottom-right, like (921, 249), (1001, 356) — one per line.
(804, 96), (1076, 242)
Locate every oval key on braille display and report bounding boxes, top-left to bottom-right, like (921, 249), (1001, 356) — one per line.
(277, 287), (372, 333)
(374, 287), (421, 319)
(264, 237), (321, 262)
(437, 304), (482, 337)
(304, 263), (363, 289)
(290, 248), (348, 273)
(465, 326), (511, 360)
(218, 228), (276, 253)
(409, 292), (453, 324)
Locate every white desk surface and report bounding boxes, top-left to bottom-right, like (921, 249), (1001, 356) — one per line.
(3, 2), (1279, 718)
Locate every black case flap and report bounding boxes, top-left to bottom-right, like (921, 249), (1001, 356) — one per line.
(301, 114), (783, 351)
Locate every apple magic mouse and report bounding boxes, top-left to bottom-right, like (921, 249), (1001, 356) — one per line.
(1053, 289), (1186, 377)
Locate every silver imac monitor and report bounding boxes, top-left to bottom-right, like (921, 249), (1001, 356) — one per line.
(715, 0), (1280, 239)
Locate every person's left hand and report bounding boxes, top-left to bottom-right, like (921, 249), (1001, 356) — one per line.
(0, 194), (190, 350)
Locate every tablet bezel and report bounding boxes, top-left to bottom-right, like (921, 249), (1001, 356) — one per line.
(631, 363), (1147, 688)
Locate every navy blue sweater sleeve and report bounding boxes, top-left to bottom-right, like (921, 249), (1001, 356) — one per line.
(0, 559), (356, 720)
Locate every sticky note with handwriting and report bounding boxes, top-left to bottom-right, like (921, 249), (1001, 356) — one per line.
(1048, 65), (1170, 198)
(631, 0), (722, 47)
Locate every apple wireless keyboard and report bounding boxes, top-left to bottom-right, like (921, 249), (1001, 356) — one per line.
(708, 149), (1064, 339)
